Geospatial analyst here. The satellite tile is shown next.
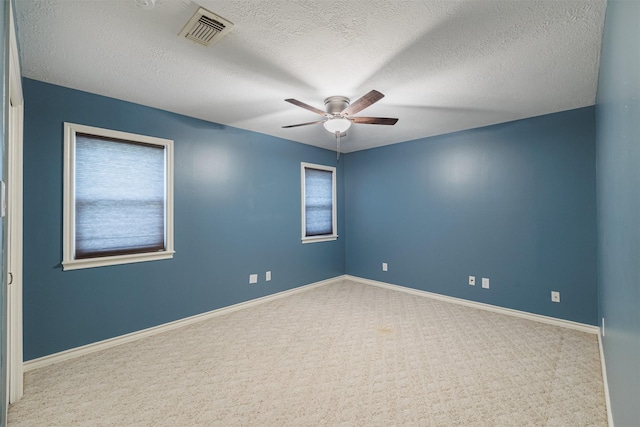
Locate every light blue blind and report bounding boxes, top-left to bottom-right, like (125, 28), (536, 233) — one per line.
(304, 167), (333, 236)
(75, 134), (166, 259)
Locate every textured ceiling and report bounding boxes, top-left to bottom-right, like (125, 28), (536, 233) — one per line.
(15, 0), (606, 153)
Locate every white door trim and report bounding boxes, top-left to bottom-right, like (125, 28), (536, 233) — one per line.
(7, 0), (24, 404)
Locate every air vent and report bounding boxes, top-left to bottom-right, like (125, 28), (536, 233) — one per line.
(179, 7), (233, 46)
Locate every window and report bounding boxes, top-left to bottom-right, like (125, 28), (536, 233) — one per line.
(301, 162), (337, 243)
(63, 123), (174, 270)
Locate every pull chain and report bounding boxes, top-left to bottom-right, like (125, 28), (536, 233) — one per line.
(336, 131), (341, 161)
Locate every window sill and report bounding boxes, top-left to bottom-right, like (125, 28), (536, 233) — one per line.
(301, 235), (338, 244)
(62, 250), (175, 271)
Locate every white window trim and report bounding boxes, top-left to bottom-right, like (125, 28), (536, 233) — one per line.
(301, 162), (337, 244)
(62, 122), (175, 270)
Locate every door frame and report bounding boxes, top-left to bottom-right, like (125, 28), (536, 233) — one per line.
(7, 0), (24, 404)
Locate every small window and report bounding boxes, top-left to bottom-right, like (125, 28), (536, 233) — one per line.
(301, 162), (337, 243)
(63, 123), (174, 270)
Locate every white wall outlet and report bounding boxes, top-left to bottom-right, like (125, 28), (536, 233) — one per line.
(602, 318), (605, 337)
(382, 263), (388, 272)
(249, 274), (258, 284)
(481, 278), (489, 289)
(551, 291), (560, 302)
(266, 271), (271, 281)
(469, 275), (476, 286)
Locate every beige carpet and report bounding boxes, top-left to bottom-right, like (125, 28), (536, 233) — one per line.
(9, 280), (607, 426)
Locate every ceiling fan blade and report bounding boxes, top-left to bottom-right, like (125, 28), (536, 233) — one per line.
(282, 120), (325, 128)
(351, 117), (398, 125)
(284, 99), (327, 117)
(341, 90), (385, 116)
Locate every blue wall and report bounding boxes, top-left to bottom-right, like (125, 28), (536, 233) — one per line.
(23, 78), (600, 361)
(22, 79), (345, 361)
(596, 0), (640, 425)
(344, 108), (597, 325)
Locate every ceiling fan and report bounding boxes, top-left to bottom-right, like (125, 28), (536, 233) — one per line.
(282, 90), (398, 136)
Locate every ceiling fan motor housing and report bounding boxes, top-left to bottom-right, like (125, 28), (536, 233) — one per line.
(324, 96), (350, 115)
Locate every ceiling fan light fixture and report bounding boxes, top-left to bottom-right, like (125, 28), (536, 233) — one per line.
(323, 117), (352, 133)
(283, 90), (397, 135)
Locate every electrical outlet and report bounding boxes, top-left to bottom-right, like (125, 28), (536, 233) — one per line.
(551, 291), (560, 302)
(481, 278), (489, 289)
(469, 275), (476, 286)
(249, 274), (258, 284)
(266, 271), (271, 281)
(382, 263), (388, 272)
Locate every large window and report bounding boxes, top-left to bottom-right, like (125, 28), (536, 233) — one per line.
(301, 162), (337, 243)
(63, 123), (174, 270)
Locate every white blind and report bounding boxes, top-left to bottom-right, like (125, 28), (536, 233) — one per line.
(75, 134), (166, 259)
(304, 167), (333, 236)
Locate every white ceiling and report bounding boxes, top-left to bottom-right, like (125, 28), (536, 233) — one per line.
(14, 0), (606, 153)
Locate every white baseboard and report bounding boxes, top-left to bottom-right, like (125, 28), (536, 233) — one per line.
(344, 275), (600, 334)
(24, 275), (347, 372)
(598, 332), (615, 427)
(25, 274), (600, 373)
